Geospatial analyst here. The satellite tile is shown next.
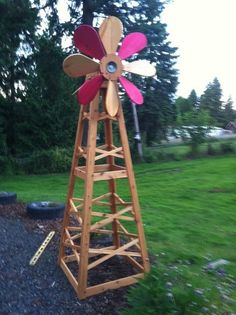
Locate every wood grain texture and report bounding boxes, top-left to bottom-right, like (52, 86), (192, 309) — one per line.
(63, 54), (99, 78)
(99, 16), (123, 54)
(106, 80), (119, 116)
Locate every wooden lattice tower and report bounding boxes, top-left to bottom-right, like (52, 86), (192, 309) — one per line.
(58, 16), (156, 299)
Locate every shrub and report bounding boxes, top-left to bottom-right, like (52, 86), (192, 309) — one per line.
(14, 147), (73, 174)
(143, 151), (157, 163)
(177, 110), (213, 156)
(207, 143), (217, 156)
(120, 263), (236, 315)
(142, 148), (180, 163)
(220, 142), (235, 154)
(0, 155), (14, 175)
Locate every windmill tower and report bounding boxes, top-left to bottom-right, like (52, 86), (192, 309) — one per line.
(58, 16), (156, 299)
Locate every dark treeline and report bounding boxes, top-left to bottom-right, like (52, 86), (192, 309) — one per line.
(0, 0), (178, 162)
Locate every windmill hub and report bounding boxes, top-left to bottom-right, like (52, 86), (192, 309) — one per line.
(107, 61), (117, 73)
(100, 54), (123, 81)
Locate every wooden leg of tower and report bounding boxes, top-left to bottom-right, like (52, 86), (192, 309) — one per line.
(58, 105), (86, 262)
(77, 94), (99, 298)
(117, 104), (150, 272)
(104, 115), (120, 248)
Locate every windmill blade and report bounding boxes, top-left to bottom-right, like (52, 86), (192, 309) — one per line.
(63, 54), (99, 78)
(77, 75), (104, 105)
(119, 76), (143, 105)
(106, 80), (119, 117)
(118, 32), (147, 60)
(123, 60), (156, 77)
(99, 16), (123, 54)
(74, 25), (106, 60)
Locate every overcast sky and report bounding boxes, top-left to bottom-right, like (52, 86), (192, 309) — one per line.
(161, 0), (236, 107)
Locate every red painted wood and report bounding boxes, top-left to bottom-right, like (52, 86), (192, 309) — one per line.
(119, 76), (143, 105)
(77, 75), (104, 105)
(74, 25), (106, 60)
(118, 32), (147, 60)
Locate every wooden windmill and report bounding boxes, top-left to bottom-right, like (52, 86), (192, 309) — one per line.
(58, 16), (156, 299)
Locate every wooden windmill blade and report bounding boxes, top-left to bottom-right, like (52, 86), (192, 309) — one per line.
(58, 15), (155, 299)
(63, 54), (99, 78)
(99, 15), (123, 116)
(99, 16), (123, 54)
(123, 60), (156, 77)
(106, 80), (120, 117)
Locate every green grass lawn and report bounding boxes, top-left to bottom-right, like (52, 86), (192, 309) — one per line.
(1, 154), (236, 312)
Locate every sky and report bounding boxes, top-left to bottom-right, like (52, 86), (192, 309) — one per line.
(57, 0), (236, 108)
(161, 0), (236, 107)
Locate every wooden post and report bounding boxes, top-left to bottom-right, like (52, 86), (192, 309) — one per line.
(58, 86), (150, 299)
(58, 105), (86, 262)
(102, 90), (120, 249)
(117, 101), (150, 272)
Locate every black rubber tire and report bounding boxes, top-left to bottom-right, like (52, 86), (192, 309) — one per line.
(26, 201), (65, 220)
(0, 192), (17, 205)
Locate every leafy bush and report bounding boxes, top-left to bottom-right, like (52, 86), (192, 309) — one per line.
(142, 148), (180, 163)
(177, 110), (213, 155)
(120, 263), (236, 315)
(207, 143), (217, 156)
(3, 146), (130, 173)
(0, 155), (14, 175)
(220, 142), (235, 154)
(13, 147), (73, 174)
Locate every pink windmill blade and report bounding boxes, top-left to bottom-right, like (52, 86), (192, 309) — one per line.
(119, 76), (143, 104)
(74, 25), (106, 60)
(118, 32), (147, 60)
(77, 75), (104, 105)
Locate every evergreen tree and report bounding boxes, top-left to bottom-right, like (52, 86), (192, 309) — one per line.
(0, 0), (39, 154)
(223, 97), (236, 126)
(188, 89), (198, 109)
(175, 97), (192, 116)
(199, 78), (223, 126)
(14, 2), (79, 154)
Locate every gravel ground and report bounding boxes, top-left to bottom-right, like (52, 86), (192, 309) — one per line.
(0, 203), (131, 314)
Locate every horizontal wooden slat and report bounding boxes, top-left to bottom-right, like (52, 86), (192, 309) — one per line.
(90, 228), (113, 235)
(67, 226), (81, 231)
(92, 211), (134, 221)
(88, 247), (141, 257)
(94, 169), (127, 181)
(74, 164), (128, 181)
(85, 273), (144, 297)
